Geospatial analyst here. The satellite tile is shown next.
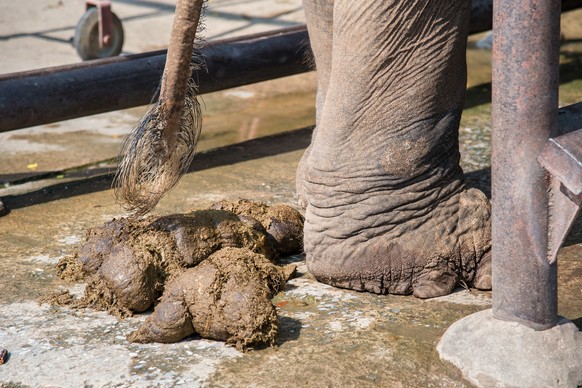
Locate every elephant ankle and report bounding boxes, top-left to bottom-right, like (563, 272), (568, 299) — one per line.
(304, 186), (492, 297)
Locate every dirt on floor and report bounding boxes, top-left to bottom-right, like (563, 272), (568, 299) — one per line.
(48, 200), (303, 351)
(0, 5), (581, 387)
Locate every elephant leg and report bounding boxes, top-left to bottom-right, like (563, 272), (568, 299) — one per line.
(300, 0), (492, 298)
(296, 0), (334, 207)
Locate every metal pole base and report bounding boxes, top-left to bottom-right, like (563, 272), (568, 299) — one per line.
(437, 310), (582, 387)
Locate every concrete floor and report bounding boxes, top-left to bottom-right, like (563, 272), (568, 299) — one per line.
(1, 1), (581, 387)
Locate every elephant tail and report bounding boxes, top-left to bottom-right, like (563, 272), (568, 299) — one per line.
(114, 0), (206, 217)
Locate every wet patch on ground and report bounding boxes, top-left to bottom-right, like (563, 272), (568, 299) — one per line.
(209, 259), (483, 387)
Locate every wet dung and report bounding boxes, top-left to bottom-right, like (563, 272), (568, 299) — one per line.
(54, 200), (304, 350)
(210, 199), (304, 255)
(128, 247), (285, 350)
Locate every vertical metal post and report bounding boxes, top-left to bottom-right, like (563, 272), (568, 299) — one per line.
(491, 0), (561, 329)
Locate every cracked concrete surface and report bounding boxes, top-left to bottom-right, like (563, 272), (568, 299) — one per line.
(1, 1), (581, 387)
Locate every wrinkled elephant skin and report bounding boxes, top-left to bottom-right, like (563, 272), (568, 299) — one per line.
(296, 0), (492, 298)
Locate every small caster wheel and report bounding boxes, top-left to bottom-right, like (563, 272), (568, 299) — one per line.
(74, 7), (124, 60)
(0, 199), (7, 217)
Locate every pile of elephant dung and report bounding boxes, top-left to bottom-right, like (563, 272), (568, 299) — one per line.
(210, 199), (304, 256)
(56, 200), (304, 351)
(128, 247), (284, 349)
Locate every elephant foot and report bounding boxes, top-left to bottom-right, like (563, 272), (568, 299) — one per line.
(304, 186), (492, 298)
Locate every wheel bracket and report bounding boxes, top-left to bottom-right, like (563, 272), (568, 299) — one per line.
(86, 0), (113, 48)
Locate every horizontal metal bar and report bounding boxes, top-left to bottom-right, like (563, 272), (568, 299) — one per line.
(0, 26), (311, 132)
(2, 0), (582, 132)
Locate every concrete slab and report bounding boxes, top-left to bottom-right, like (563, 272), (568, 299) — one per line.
(0, 130), (492, 387)
(0, 0), (305, 74)
(0, 2), (581, 387)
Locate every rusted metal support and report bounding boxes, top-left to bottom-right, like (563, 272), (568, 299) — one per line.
(0, 26), (311, 132)
(86, 0), (113, 48)
(491, 0), (562, 330)
(437, 4), (582, 383)
(470, 0), (582, 34)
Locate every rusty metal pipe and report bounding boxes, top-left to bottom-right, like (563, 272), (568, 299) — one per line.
(0, 26), (311, 132)
(491, 0), (561, 329)
(470, 0), (582, 33)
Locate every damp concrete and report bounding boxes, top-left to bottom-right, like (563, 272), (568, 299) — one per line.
(1, 128), (581, 387)
(1, 2), (582, 387)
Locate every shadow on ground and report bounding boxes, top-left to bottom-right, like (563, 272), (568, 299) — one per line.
(1, 126), (313, 213)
